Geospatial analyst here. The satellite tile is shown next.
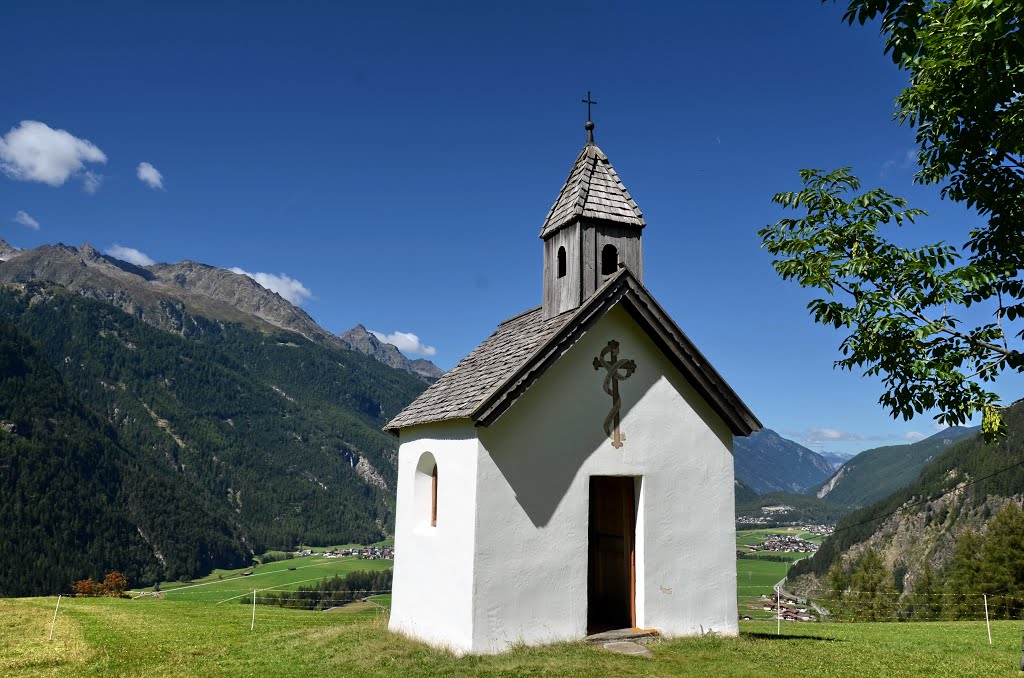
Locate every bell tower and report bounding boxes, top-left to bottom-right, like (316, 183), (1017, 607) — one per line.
(541, 100), (646, 319)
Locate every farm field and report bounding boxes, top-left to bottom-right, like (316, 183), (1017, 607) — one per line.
(2, 596), (1021, 677)
(141, 555), (393, 604)
(735, 528), (813, 618)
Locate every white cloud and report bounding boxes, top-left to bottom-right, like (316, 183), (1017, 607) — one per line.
(82, 171), (102, 194)
(881, 148), (918, 178)
(369, 329), (437, 356)
(787, 427), (876, 445)
(106, 244), (155, 266)
(786, 427), (928, 447)
(136, 162), (164, 189)
(0, 120), (106, 191)
(229, 267), (313, 306)
(13, 210), (40, 230)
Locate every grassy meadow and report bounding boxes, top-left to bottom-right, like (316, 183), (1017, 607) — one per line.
(141, 555), (393, 604)
(2, 596), (1021, 677)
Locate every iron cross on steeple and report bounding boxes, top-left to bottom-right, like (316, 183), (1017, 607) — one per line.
(581, 91), (597, 144)
(593, 340), (636, 449)
(581, 91), (597, 121)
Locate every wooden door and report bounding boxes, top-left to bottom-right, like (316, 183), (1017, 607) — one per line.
(587, 476), (636, 633)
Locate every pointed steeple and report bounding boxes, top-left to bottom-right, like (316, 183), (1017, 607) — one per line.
(539, 129), (645, 239)
(540, 114), (647, 319)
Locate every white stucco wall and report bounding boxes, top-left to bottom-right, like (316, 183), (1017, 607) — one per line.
(471, 304), (738, 653)
(388, 420), (480, 654)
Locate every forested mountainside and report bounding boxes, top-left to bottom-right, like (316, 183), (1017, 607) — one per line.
(0, 282), (426, 595)
(0, 323), (241, 597)
(790, 401), (1024, 602)
(736, 490), (852, 526)
(733, 428), (834, 494)
(813, 426), (979, 508)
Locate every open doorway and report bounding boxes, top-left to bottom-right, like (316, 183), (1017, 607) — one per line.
(587, 476), (637, 634)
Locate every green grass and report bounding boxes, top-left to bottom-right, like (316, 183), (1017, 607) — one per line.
(737, 559), (790, 619)
(141, 556), (392, 604)
(368, 593), (392, 608)
(2, 597), (1021, 677)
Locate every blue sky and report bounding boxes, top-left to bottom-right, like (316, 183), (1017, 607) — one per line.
(0, 2), (1017, 453)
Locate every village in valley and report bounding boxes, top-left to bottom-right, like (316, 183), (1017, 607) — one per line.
(296, 545), (394, 560)
(735, 523), (832, 623)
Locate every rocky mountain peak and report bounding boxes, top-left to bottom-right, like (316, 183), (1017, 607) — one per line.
(79, 243), (101, 260)
(337, 324), (443, 383)
(0, 240), (19, 261)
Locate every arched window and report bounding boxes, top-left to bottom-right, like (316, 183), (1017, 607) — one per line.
(431, 463), (438, 527)
(601, 244), (618, 275)
(557, 246), (567, 278)
(415, 452), (438, 528)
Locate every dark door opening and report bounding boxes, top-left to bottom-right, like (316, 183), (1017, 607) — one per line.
(587, 476), (636, 634)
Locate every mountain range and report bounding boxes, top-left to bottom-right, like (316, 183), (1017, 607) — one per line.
(813, 426), (979, 509)
(338, 324), (443, 382)
(2, 239), (1006, 599)
(733, 428), (835, 494)
(0, 240), (441, 382)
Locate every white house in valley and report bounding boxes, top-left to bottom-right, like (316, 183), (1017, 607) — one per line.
(385, 116), (761, 654)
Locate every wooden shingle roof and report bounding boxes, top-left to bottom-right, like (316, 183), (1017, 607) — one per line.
(539, 142), (646, 238)
(384, 306), (571, 432)
(385, 270), (761, 438)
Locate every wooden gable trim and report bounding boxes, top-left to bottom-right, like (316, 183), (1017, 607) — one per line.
(470, 269), (761, 437)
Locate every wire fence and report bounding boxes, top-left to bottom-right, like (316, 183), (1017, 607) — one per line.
(736, 583), (1024, 635)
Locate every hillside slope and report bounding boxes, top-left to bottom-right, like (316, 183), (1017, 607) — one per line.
(790, 401), (1023, 590)
(814, 426), (979, 508)
(733, 428), (834, 494)
(0, 323), (252, 596)
(0, 282), (426, 594)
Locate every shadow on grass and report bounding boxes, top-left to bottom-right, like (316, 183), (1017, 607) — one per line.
(742, 632), (842, 642)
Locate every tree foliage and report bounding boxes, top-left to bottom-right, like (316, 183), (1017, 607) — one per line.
(72, 572), (129, 598)
(762, 0), (1024, 440)
(761, 168), (1017, 438)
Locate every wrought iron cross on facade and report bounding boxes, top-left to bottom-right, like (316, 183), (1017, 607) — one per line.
(593, 340), (636, 449)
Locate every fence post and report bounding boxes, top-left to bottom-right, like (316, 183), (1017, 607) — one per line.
(251, 589), (256, 631)
(984, 594), (991, 645)
(1019, 616), (1023, 671)
(48, 595), (61, 641)
(775, 584), (781, 636)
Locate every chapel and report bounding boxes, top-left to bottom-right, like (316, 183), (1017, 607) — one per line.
(385, 111), (761, 654)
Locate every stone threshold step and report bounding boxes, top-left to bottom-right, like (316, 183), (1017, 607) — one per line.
(584, 628), (659, 644)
